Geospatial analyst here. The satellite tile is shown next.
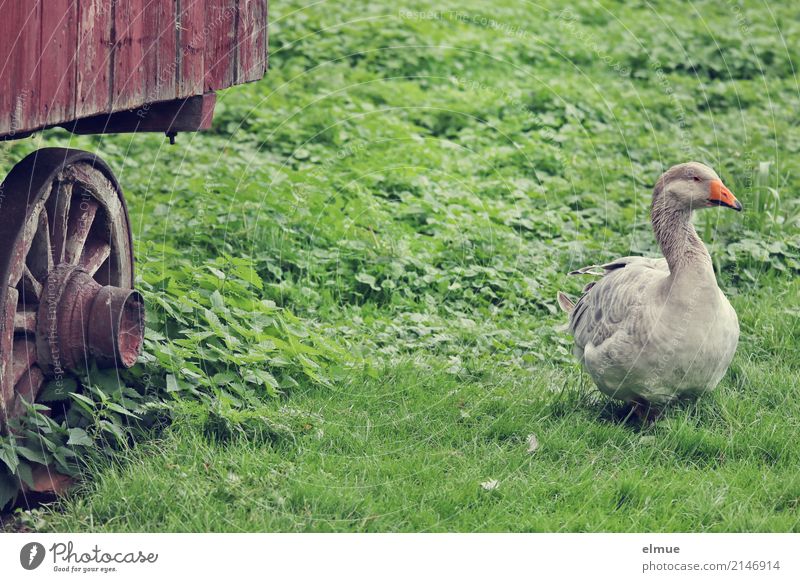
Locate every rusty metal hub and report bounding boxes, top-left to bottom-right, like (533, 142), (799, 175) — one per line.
(36, 265), (144, 375)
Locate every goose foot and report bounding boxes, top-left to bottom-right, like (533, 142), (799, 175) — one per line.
(631, 400), (662, 423)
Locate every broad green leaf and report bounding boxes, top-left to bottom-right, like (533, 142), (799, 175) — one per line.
(0, 445), (19, 473)
(16, 461), (35, 489)
(0, 470), (18, 509)
(16, 446), (48, 465)
(67, 428), (93, 447)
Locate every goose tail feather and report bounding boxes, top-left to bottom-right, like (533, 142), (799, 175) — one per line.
(557, 291), (576, 313)
(568, 265), (606, 276)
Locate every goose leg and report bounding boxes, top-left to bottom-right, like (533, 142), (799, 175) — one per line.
(631, 400), (662, 423)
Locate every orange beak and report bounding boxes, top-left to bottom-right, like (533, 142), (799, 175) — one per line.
(708, 180), (742, 211)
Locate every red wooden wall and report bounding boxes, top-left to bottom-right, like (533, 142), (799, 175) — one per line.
(0, 0), (267, 137)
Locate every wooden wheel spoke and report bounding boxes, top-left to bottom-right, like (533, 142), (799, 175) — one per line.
(64, 195), (100, 265)
(47, 181), (73, 266)
(13, 307), (37, 336)
(19, 265), (43, 304)
(66, 163), (129, 288)
(1, 288), (18, 415)
(26, 209), (53, 282)
(11, 337), (37, 386)
(80, 238), (112, 276)
(11, 365), (45, 418)
(14, 365), (44, 403)
(7, 203), (45, 287)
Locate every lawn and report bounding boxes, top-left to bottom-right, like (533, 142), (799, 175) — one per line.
(2, 0), (800, 532)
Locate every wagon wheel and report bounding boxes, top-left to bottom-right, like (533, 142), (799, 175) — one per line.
(0, 148), (144, 491)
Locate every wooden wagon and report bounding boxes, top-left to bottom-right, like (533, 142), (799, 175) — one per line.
(0, 0), (268, 490)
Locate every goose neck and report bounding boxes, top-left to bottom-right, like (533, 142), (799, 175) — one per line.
(651, 203), (714, 282)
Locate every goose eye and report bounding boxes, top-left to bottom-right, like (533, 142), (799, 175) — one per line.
(692, 176), (701, 182)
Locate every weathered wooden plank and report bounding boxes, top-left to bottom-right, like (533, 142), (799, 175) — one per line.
(153, 0), (178, 102)
(204, 0), (237, 91)
(177, 0), (206, 97)
(265, 0), (269, 73)
(112, 0), (147, 110)
(114, 0), (181, 111)
(0, 7), (18, 135)
(0, 2), (42, 135)
(139, 0), (168, 107)
(40, 0), (78, 126)
(76, 0), (113, 118)
(236, 0), (268, 83)
(140, 0), (160, 107)
(66, 93), (216, 134)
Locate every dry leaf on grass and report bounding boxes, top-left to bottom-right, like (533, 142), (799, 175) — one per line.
(527, 433), (539, 454)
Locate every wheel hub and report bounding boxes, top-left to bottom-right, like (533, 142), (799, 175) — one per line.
(36, 264), (144, 375)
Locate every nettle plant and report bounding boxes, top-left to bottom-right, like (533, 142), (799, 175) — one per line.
(1, 250), (337, 508)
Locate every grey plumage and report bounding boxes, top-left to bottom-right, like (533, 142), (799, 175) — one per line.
(559, 163), (740, 407)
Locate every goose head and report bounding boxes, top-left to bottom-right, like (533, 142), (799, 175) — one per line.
(653, 162), (742, 212)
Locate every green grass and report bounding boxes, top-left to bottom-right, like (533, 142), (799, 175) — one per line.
(2, 0), (800, 531)
(22, 353), (800, 532)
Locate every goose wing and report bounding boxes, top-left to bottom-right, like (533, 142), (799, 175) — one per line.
(563, 256), (668, 358)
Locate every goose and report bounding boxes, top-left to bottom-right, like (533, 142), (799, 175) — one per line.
(558, 162), (741, 418)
